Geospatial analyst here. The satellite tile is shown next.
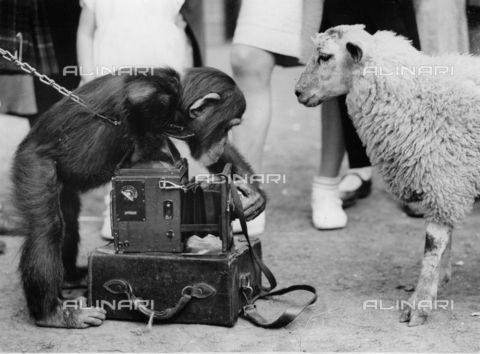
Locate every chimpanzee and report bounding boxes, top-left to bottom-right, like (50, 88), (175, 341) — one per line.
(12, 67), (265, 328)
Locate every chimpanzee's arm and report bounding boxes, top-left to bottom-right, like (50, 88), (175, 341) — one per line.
(207, 143), (266, 220)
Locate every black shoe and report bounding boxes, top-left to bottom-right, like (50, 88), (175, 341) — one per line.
(340, 173), (372, 208)
(402, 203), (424, 218)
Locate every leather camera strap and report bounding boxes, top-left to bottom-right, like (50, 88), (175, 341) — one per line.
(230, 181), (318, 329)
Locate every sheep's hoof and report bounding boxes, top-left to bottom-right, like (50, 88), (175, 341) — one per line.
(399, 292), (430, 326)
(399, 308), (410, 323)
(399, 307), (428, 326)
(408, 311), (427, 327)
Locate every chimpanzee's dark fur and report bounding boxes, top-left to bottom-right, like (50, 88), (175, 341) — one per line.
(12, 66), (265, 328)
(12, 68), (181, 324)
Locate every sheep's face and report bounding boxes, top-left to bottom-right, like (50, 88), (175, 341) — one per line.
(295, 25), (367, 107)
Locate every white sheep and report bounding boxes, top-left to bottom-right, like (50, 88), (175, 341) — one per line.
(295, 24), (480, 326)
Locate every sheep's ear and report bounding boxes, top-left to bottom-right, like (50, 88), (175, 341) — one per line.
(189, 93), (221, 119)
(346, 42), (363, 63)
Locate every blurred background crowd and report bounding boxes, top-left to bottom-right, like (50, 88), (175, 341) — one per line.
(0, 0), (479, 245)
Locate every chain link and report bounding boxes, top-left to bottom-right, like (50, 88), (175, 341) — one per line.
(0, 47), (121, 126)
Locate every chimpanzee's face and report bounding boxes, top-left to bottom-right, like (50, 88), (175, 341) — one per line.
(181, 67), (246, 166)
(190, 115), (243, 166)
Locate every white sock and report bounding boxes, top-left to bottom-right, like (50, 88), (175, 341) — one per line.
(339, 167), (372, 192)
(313, 175), (341, 188)
(311, 176), (347, 230)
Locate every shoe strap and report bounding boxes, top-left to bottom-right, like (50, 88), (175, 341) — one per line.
(340, 171), (368, 184)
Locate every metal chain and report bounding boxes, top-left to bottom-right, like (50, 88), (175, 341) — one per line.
(0, 47), (121, 126)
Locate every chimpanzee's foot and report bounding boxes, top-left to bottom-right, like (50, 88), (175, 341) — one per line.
(63, 266), (88, 289)
(36, 297), (106, 328)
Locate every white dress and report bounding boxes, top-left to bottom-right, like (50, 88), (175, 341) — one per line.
(232, 0), (323, 64)
(81, 0), (191, 74)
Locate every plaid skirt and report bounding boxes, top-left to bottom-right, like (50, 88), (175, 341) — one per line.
(0, 0), (58, 74)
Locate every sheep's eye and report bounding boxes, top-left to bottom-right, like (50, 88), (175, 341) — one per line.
(317, 53), (333, 64)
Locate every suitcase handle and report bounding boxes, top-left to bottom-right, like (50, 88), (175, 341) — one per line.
(103, 279), (216, 321)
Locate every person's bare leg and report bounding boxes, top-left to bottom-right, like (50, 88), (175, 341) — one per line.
(312, 98), (348, 230)
(319, 98), (345, 178)
(231, 44), (275, 173)
(230, 44), (274, 235)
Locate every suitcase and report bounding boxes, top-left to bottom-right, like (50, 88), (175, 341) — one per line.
(88, 236), (262, 326)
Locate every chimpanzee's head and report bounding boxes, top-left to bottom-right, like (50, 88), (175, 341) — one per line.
(180, 67), (246, 166)
(123, 68), (182, 137)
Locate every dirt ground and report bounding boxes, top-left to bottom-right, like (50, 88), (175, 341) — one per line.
(1, 45), (480, 352)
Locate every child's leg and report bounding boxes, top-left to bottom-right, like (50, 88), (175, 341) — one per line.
(336, 96), (372, 207)
(230, 44), (275, 173)
(312, 98), (347, 230)
(230, 44), (274, 234)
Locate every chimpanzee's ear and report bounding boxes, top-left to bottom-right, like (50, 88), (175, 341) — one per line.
(346, 42), (363, 63)
(189, 93), (221, 119)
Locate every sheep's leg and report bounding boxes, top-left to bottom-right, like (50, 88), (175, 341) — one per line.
(399, 222), (452, 326)
(439, 233), (452, 287)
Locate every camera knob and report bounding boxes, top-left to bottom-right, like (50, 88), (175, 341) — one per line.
(120, 185), (138, 202)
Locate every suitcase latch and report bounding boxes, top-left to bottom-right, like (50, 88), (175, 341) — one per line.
(240, 273), (254, 301)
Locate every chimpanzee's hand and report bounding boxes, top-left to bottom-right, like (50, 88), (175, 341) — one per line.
(235, 181), (266, 221)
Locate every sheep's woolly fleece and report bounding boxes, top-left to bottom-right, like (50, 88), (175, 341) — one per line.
(319, 25), (480, 226)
